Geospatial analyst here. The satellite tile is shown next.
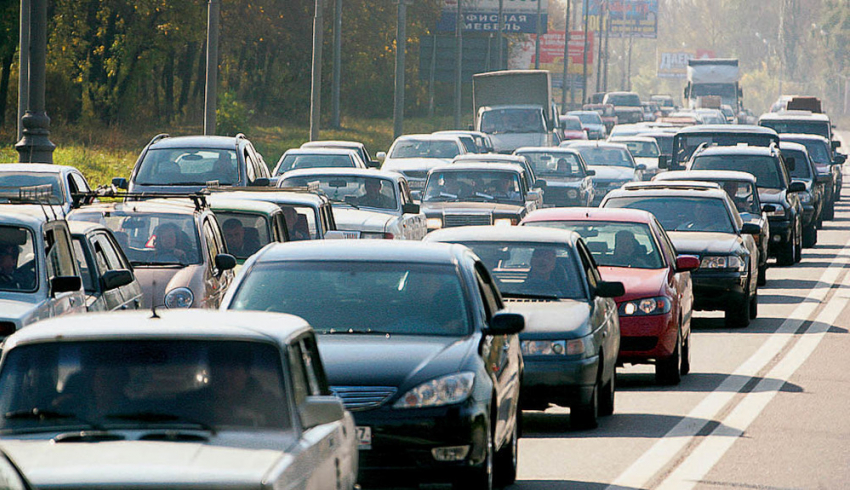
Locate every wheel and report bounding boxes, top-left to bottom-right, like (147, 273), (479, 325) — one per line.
(757, 262), (767, 286)
(571, 384), (599, 430)
(777, 233), (796, 266)
(803, 224), (817, 248)
(454, 423), (493, 490)
(749, 289), (758, 319)
(680, 330), (691, 376)
(599, 369), (615, 417)
(656, 328), (682, 385)
(824, 198), (835, 220)
(725, 293), (751, 328)
(794, 221), (803, 263)
(493, 417), (518, 487)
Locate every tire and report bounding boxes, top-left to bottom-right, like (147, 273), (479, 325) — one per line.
(599, 369), (615, 417)
(749, 289), (758, 320)
(777, 236), (796, 267)
(794, 222), (803, 263)
(824, 199), (835, 220)
(656, 328), (682, 385)
(454, 423), (493, 490)
(493, 417), (518, 487)
(725, 293), (751, 328)
(757, 263), (767, 286)
(803, 224), (817, 248)
(680, 330), (691, 376)
(571, 384), (599, 430)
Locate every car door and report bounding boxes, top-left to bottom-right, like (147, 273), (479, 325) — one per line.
(654, 220), (693, 329)
(576, 240), (619, 373)
(397, 179), (425, 240)
(70, 234), (104, 311)
(201, 216), (233, 308)
(93, 231), (142, 310)
(44, 222), (85, 316)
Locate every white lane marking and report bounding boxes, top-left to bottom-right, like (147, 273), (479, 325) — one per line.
(655, 267), (850, 490)
(606, 239), (850, 490)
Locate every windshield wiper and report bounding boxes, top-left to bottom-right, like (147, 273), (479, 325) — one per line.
(502, 292), (562, 300)
(131, 261), (185, 267)
(323, 328), (394, 335)
(330, 199), (359, 209)
(105, 411), (216, 433)
(5, 408), (103, 430)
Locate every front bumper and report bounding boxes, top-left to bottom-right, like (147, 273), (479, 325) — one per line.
(616, 312), (678, 364)
(520, 354), (599, 410)
(767, 218), (793, 255)
(691, 270), (747, 311)
(543, 186), (587, 207)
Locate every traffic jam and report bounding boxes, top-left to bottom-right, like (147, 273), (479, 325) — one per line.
(1, 75), (846, 488)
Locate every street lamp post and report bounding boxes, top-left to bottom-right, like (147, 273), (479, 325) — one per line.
(331, 0), (342, 129)
(16, 0), (30, 142)
(203, 0), (220, 136)
(392, 0), (410, 139)
(309, 0), (324, 141)
(15, 0), (54, 163)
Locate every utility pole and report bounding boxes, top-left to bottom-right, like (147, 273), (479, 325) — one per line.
(569, 0), (576, 106)
(331, 0), (342, 129)
(393, 0), (409, 139)
(581, 0), (589, 104)
(497, 0), (504, 69)
(595, 1), (603, 93)
(203, 0), (220, 135)
(428, 34), (437, 117)
(621, 0), (627, 90)
(561, 0), (571, 112)
(17, 0), (30, 142)
(309, 0), (324, 141)
(15, 0), (54, 163)
(535, 0), (542, 70)
(603, 1), (610, 91)
(454, 0), (463, 129)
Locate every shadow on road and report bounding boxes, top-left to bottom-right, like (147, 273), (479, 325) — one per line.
(616, 372), (804, 394)
(509, 481), (641, 489)
(520, 410), (741, 440)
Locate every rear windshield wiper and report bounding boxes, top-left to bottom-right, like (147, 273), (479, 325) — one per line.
(105, 411), (216, 433)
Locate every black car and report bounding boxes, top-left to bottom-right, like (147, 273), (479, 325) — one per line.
(421, 163), (537, 231)
(779, 141), (824, 247)
(602, 183), (760, 328)
(426, 226), (623, 429)
(781, 133), (845, 219)
(687, 145), (805, 266)
(666, 125), (780, 171)
(224, 240), (524, 489)
(514, 147), (596, 207)
(115, 134), (271, 194)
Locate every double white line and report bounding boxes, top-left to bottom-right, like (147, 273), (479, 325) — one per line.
(607, 235), (850, 490)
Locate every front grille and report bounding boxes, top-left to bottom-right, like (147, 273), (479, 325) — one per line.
(330, 386), (397, 411)
(620, 336), (659, 352)
(444, 213), (492, 227)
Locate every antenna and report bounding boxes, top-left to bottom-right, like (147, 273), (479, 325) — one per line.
(150, 279), (160, 319)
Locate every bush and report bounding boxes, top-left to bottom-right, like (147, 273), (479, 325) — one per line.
(216, 91), (250, 136)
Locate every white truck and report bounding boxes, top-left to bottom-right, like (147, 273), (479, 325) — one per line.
(684, 59), (743, 113)
(473, 70), (559, 153)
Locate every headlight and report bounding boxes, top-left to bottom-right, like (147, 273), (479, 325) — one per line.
(766, 205), (786, 217)
(699, 255), (746, 271)
(393, 372), (475, 409)
(164, 287), (194, 308)
(426, 218), (443, 229)
(619, 297), (672, 316)
(521, 339), (584, 356)
(798, 192), (811, 203)
(567, 189), (579, 199)
(494, 218), (516, 226)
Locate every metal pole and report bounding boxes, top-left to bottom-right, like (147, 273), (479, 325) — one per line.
(17, 0), (30, 142)
(581, 0), (589, 104)
(595, 1), (603, 93)
(454, 0), (463, 129)
(15, 0), (54, 163)
(428, 34), (437, 117)
(309, 0), (324, 141)
(535, 0), (542, 70)
(331, 0), (342, 128)
(626, 33), (633, 91)
(392, 0), (408, 139)
(603, 1), (609, 91)
(569, 0), (575, 106)
(203, 0), (220, 135)
(497, 0), (504, 69)
(561, 0), (571, 112)
(620, 1), (626, 90)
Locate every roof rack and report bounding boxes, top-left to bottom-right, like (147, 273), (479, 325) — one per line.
(622, 181), (720, 191)
(0, 185), (63, 222)
(72, 187), (209, 211)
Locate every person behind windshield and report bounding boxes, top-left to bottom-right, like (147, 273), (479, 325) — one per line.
(282, 207), (310, 241)
(524, 248), (568, 295)
(204, 350), (282, 427)
(153, 222), (188, 262)
(222, 219), (261, 258)
(358, 179), (394, 209)
(52, 363), (131, 420)
(556, 158), (573, 174)
(488, 178), (520, 201)
(0, 244), (26, 290)
(686, 201), (726, 231)
(612, 230), (650, 267)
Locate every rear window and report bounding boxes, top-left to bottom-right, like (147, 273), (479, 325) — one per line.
(389, 140), (460, 159)
(783, 138), (830, 164)
(782, 149), (812, 179)
(760, 120), (830, 139)
(276, 153), (355, 175)
(576, 147), (634, 168)
(690, 155), (784, 189)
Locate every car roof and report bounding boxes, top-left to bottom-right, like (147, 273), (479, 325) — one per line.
(567, 141), (630, 150)
(426, 225), (582, 246)
(778, 141), (809, 153)
(2, 310), (313, 350)
(452, 154), (527, 163)
(654, 170), (757, 183)
(694, 145), (777, 156)
(779, 133), (830, 144)
(223, 189), (328, 207)
(149, 135), (243, 150)
(67, 219), (110, 236)
(759, 111), (830, 122)
(282, 148), (360, 156)
(609, 136), (659, 144)
(433, 162), (524, 173)
(0, 163), (79, 174)
(254, 240), (470, 265)
(394, 134), (462, 142)
(208, 196), (284, 215)
(523, 207), (656, 224)
(622, 180), (722, 191)
(0, 204), (56, 228)
(605, 184), (729, 200)
(675, 124), (779, 136)
(278, 167), (401, 182)
(515, 147), (581, 155)
(300, 140), (365, 150)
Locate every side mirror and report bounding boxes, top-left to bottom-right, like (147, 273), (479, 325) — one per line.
(831, 141), (840, 152)
(784, 156), (796, 171)
(112, 177), (128, 190)
(101, 269), (134, 291)
(402, 202), (420, 214)
(675, 255), (700, 272)
(788, 181), (806, 193)
(658, 155), (666, 169)
(376, 152), (387, 162)
(835, 154), (847, 165)
(51, 276), (82, 295)
(595, 280), (625, 298)
(250, 177), (270, 187)
(741, 223), (761, 235)
(214, 253), (237, 272)
(635, 163), (647, 171)
(300, 395), (345, 429)
(485, 311), (524, 335)
(762, 204), (777, 213)
(586, 169), (596, 176)
(532, 179), (547, 189)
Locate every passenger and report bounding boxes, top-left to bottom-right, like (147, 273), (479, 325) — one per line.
(282, 207), (310, 241)
(358, 179), (395, 209)
(612, 230), (648, 267)
(556, 158), (572, 173)
(222, 219), (261, 258)
(489, 178), (521, 201)
(54, 364), (131, 420)
(206, 350), (281, 427)
(153, 223), (187, 262)
(524, 248), (568, 295)
(0, 244), (27, 290)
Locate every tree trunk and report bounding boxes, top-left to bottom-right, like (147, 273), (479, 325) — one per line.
(177, 42), (197, 117)
(163, 51), (175, 121)
(0, 51), (13, 126)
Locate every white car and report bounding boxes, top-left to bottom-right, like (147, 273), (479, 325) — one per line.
(0, 309), (359, 490)
(377, 134), (467, 194)
(0, 163), (95, 214)
(272, 148), (367, 182)
(608, 136), (665, 181)
(279, 168), (427, 240)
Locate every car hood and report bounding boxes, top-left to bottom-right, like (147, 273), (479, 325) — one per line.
(332, 208), (393, 233)
(1, 436), (293, 488)
(382, 158), (453, 172)
(505, 300), (592, 338)
(134, 264), (202, 307)
(318, 334), (474, 388)
(489, 133), (548, 153)
(0, 297), (39, 323)
(634, 156), (660, 170)
(422, 201), (523, 214)
(597, 267), (667, 302)
(667, 231), (740, 255)
(588, 166), (636, 181)
(757, 187), (788, 206)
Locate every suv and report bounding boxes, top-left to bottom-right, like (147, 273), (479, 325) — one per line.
(687, 145), (805, 266)
(667, 125), (780, 171)
(603, 92), (644, 125)
(781, 133), (844, 219)
(759, 111), (834, 144)
(116, 134), (271, 194)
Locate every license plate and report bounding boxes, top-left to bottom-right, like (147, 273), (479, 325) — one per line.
(356, 426), (372, 450)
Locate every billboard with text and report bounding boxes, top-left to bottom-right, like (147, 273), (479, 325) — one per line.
(437, 0), (549, 34)
(587, 0), (657, 39)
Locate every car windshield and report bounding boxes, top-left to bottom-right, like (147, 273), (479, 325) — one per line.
(68, 212), (201, 266)
(622, 141), (660, 158)
(674, 133), (777, 165)
(571, 112), (603, 125)
(604, 196), (735, 234)
(576, 147), (634, 168)
(456, 242), (585, 299)
(276, 153), (355, 175)
(605, 93), (641, 106)
(783, 138), (830, 164)
(215, 212), (272, 260)
(0, 340), (290, 433)
(135, 148), (239, 186)
(524, 222), (664, 269)
(480, 108), (546, 134)
(648, 135), (674, 155)
(389, 139), (460, 159)
(782, 150), (812, 179)
(518, 152), (585, 177)
(561, 117), (583, 131)
(282, 175), (398, 211)
(690, 155), (784, 189)
(706, 181), (760, 214)
(761, 120), (830, 139)
(423, 170), (523, 204)
(0, 173), (64, 205)
(0, 226), (37, 292)
(229, 261), (471, 336)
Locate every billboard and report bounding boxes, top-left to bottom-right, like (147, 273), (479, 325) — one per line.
(657, 50), (717, 78)
(437, 0), (549, 34)
(587, 0), (658, 39)
(509, 31), (594, 76)
(419, 34), (508, 83)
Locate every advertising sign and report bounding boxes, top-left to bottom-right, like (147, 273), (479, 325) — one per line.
(509, 31), (594, 76)
(657, 50), (717, 78)
(437, 0), (549, 34)
(587, 0), (658, 39)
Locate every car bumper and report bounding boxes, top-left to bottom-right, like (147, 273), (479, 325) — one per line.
(519, 354), (599, 410)
(767, 219), (793, 254)
(617, 312), (678, 364)
(691, 270), (748, 311)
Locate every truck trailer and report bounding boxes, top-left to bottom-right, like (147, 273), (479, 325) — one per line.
(684, 59), (742, 113)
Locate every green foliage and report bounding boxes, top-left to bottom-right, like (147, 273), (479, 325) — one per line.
(215, 90), (249, 136)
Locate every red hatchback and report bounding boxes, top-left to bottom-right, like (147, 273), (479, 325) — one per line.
(522, 207), (699, 384)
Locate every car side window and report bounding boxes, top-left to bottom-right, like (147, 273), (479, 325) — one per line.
(45, 225), (79, 280)
(71, 173), (90, 192)
(244, 149), (257, 183)
(576, 241), (600, 293)
(275, 214), (290, 242)
(474, 262), (501, 319)
(653, 220), (676, 266)
(202, 219), (221, 268)
(248, 144), (269, 178)
(93, 233), (125, 271)
(71, 238), (95, 292)
(287, 343), (310, 407)
(299, 335), (328, 395)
